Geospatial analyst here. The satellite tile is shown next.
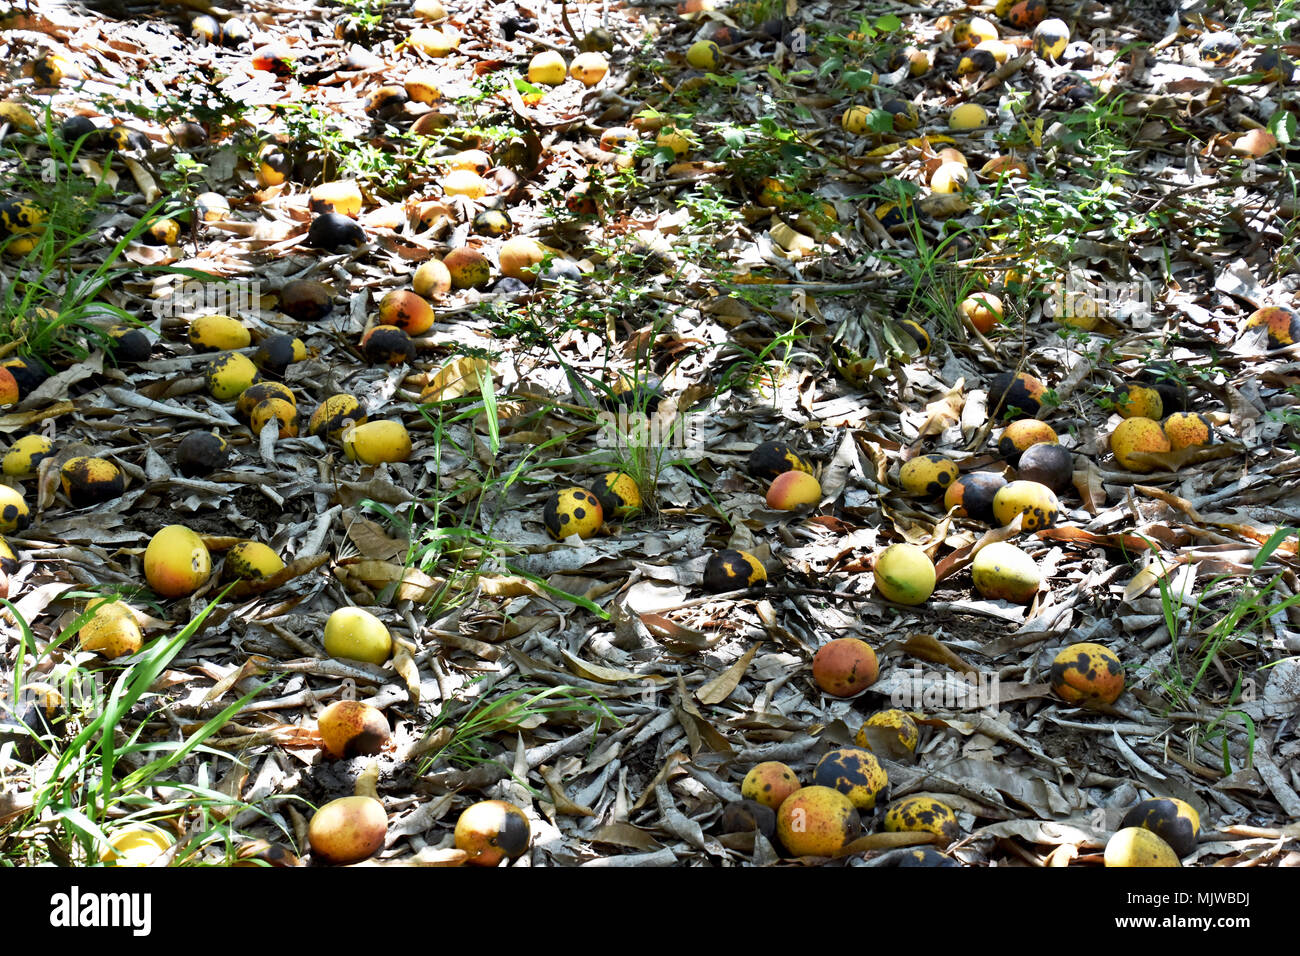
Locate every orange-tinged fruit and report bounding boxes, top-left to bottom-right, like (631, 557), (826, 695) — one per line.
(1004, 0), (1047, 30)
(741, 762), (801, 811)
(813, 747), (889, 811)
(498, 236), (547, 282)
(766, 469), (821, 509)
(318, 700), (391, 760)
(988, 371), (1046, 419)
(1111, 384), (1163, 420)
(959, 293), (1003, 333)
(899, 454), (959, 496)
(250, 398), (299, 438)
(309, 795), (386, 865)
(1243, 305), (1300, 348)
(945, 471), (1007, 523)
(702, 549), (766, 592)
(413, 259), (453, 297)
(930, 161), (969, 193)
(101, 823), (174, 866)
(543, 487), (603, 540)
(189, 314), (250, 351)
(991, 479), (1060, 530)
(884, 796), (961, 843)
(404, 68), (442, 104)
(236, 381), (295, 424)
(1162, 412), (1214, 451)
(144, 524), (211, 598)
(570, 52), (609, 86)
(309, 394), (366, 443)
(342, 420), (412, 465)
(873, 543), (936, 605)
(1104, 827), (1180, 867)
(1050, 641), (1124, 704)
(3, 435), (54, 478)
(812, 637), (879, 697)
(856, 710), (920, 756)
(378, 290), (435, 335)
(1118, 798), (1200, 858)
(590, 472), (642, 519)
(980, 154), (1028, 179)
(224, 540), (284, 580)
(1110, 417), (1171, 472)
(971, 541), (1041, 603)
(0, 368), (18, 406)
(455, 800), (532, 866)
(998, 419), (1057, 465)
(443, 247), (492, 289)
(79, 599), (143, 659)
(60, 456), (125, 506)
(776, 786), (861, 857)
(528, 51), (567, 86)
(324, 606), (392, 664)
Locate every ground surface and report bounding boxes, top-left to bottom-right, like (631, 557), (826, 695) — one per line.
(0, 0), (1298, 867)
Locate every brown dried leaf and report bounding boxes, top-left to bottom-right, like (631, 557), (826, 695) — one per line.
(893, 633), (978, 674)
(392, 637), (421, 705)
(696, 642), (761, 705)
(540, 764), (597, 816)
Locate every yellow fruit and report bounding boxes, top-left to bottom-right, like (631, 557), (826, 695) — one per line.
(1050, 641), (1124, 704)
(309, 795), (387, 865)
(656, 126), (691, 156)
(144, 524), (211, 598)
(884, 796), (961, 843)
(776, 786), (861, 857)
(997, 419), (1058, 465)
(205, 352), (260, 402)
(766, 470), (821, 509)
(873, 543), (936, 605)
(309, 180), (363, 218)
(930, 161), (969, 194)
(949, 103), (989, 129)
(236, 381), (296, 424)
(1163, 413), (1214, 452)
(189, 314), (251, 352)
(1033, 19), (1070, 59)
(811, 638), (879, 697)
(1117, 798), (1200, 858)
(1104, 827), (1181, 867)
(455, 800), (532, 866)
(701, 549), (766, 591)
(79, 599), (143, 659)
(1110, 417), (1171, 472)
(409, 27), (459, 57)
(991, 479), (1060, 531)
(442, 168), (488, 199)
(841, 105), (873, 135)
(497, 236), (547, 282)
(60, 456), (125, 506)
(899, 454), (959, 496)
(686, 40), (722, 70)
(323, 606), (393, 664)
(412, 259), (453, 297)
(855, 710), (919, 755)
(250, 398), (299, 438)
(543, 487), (604, 540)
(309, 394), (366, 443)
(442, 247), (492, 289)
(590, 472), (642, 519)
(954, 16), (998, 48)
(3, 435), (54, 478)
(971, 541), (1041, 603)
(101, 823), (174, 866)
(0, 484), (29, 533)
(404, 69), (442, 104)
(570, 52), (609, 86)
(528, 51), (567, 86)
(343, 420), (412, 465)
(741, 762), (801, 811)
(813, 747), (889, 811)
(1112, 384), (1163, 420)
(225, 541), (284, 580)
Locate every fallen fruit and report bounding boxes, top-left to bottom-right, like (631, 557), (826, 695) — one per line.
(883, 796), (961, 843)
(144, 524), (211, 598)
(101, 823), (174, 866)
(776, 786), (862, 857)
(543, 487), (604, 540)
(455, 800), (532, 866)
(899, 454), (959, 496)
(722, 800), (776, 838)
(443, 247), (493, 289)
(279, 279), (334, 321)
(224, 540), (284, 580)
(1117, 798), (1200, 857)
(1015, 442), (1073, 492)
(741, 762), (801, 811)
(945, 471), (1008, 523)
(1243, 305), (1300, 349)
(988, 371), (1047, 419)
(1050, 641), (1124, 705)
(1110, 417), (1171, 472)
(323, 606), (393, 664)
(930, 161), (969, 194)
(309, 394), (366, 443)
(188, 314), (250, 352)
(1033, 18), (1070, 59)
(570, 52), (609, 86)
(766, 469), (821, 509)
(971, 541), (1041, 603)
(855, 710), (920, 756)
(873, 543), (936, 605)
(107, 326), (153, 363)
(954, 16), (998, 48)
(991, 479), (1060, 531)
(318, 700), (391, 759)
(79, 599), (143, 659)
(176, 431), (230, 476)
(998, 419), (1057, 466)
(0, 485), (29, 533)
(60, 456), (125, 506)
(1111, 384), (1163, 420)
(3, 435), (54, 478)
(528, 51), (568, 86)
(342, 420), (412, 465)
(413, 259), (453, 297)
(590, 472), (642, 519)
(811, 637), (879, 697)
(1104, 827), (1180, 867)
(252, 334), (307, 378)
(361, 325), (416, 365)
(949, 103), (989, 129)
(1162, 412), (1214, 452)
(687, 40), (722, 70)
(497, 236), (547, 282)
(813, 747), (890, 811)
(306, 212), (366, 251)
(702, 549), (767, 592)
(309, 795), (386, 865)
(205, 352), (260, 402)
(748, 440), (813, 481)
